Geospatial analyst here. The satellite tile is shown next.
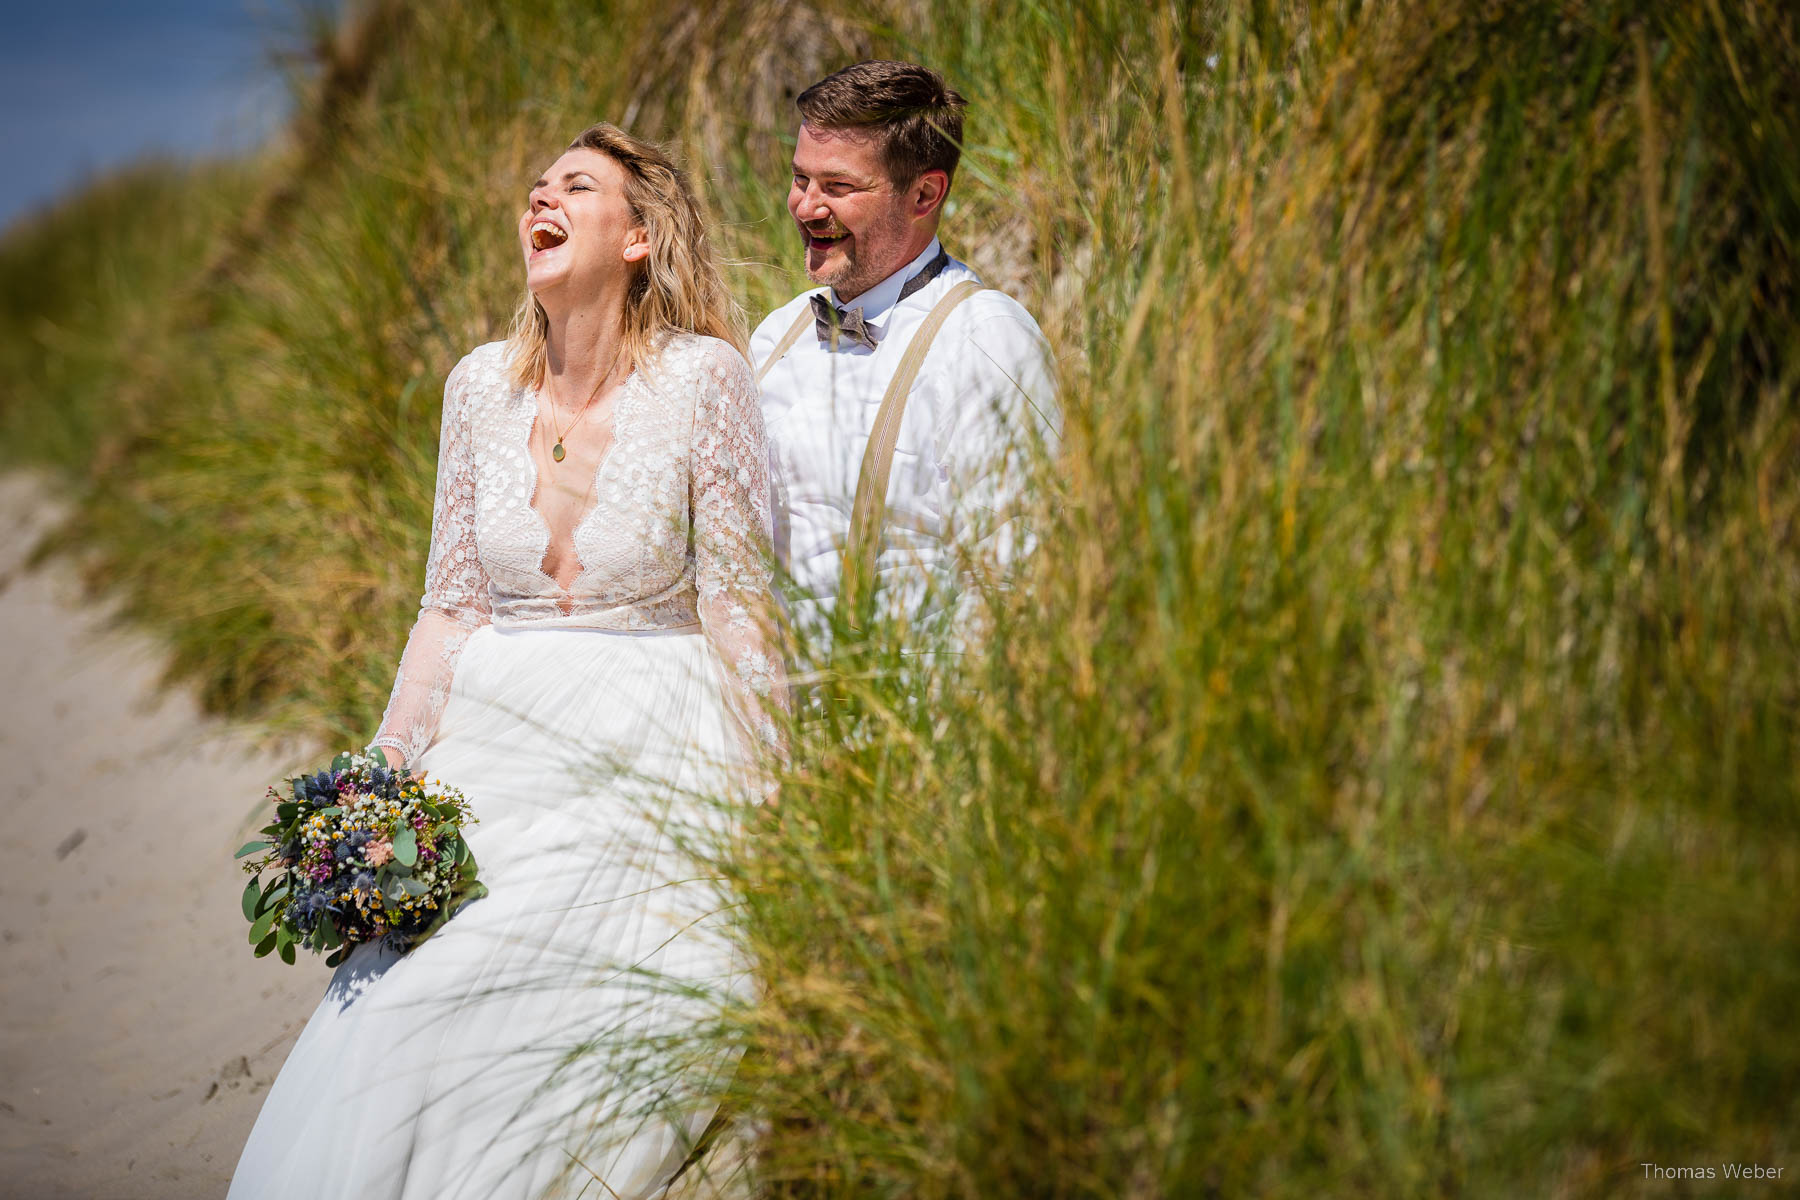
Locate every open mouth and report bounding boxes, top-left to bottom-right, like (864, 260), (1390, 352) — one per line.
(805, 227), (849, 251)
(529, 220), (569, 252)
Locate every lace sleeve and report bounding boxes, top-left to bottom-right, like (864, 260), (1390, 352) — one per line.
(690, 340), (789, 777)
(372, 353), (492, 765)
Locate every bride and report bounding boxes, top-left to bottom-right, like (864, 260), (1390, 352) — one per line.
(228, 123), (784, 1199)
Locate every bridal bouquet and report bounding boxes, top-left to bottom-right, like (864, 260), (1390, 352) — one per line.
(235, 748), (486, 967)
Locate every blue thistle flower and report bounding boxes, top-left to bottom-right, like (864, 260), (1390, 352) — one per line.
(305, 769), (338, 806)
(288, 890), (315, 931)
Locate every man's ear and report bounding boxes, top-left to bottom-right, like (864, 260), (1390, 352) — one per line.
(622, 226), (650, 263)
(911, 169), (950, 220)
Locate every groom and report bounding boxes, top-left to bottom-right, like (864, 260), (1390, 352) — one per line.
(751, 59), (1058, 644)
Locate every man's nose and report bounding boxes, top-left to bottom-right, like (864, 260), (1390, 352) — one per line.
(796, 183), (830, 220)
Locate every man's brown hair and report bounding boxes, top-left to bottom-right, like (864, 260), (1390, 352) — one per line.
(796, 60), (968, 189)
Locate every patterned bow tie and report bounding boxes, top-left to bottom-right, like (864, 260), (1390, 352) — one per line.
(810, 247), (953, 352)
(811, 293), (877, 350)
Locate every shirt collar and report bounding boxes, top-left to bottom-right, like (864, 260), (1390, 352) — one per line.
(829, 238), (944, 329)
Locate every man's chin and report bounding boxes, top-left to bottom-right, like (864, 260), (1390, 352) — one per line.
(803, 240), (852, 284)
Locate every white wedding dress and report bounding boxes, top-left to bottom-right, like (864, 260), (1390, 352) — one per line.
(228, 330), (781, 1200)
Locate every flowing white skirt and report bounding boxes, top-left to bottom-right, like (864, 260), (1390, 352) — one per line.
(228, 624), (754, 1200)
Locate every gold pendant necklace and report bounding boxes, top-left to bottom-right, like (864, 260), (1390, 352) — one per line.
(547, 343), (625, 464)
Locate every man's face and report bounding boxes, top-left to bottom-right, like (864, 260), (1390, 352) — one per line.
(788, 123), (919, 302)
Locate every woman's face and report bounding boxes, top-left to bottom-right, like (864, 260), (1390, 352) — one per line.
(519, 148), (646, 303)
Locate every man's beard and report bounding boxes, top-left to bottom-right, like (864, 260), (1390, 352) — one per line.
(802, 232), (856, 288)
(801, 209), (909, 299)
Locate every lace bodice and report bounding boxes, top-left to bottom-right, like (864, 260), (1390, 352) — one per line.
(373, 331), (785, 766)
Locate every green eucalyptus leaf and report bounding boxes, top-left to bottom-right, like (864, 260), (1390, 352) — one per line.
(253, 931), (278, 958)
(278, 941), (296, 965)
(241, 877), (262, 923)
(254, 880), (286, 918)
(392, 826), (418, 867)
(325, 945), (348, 968)
(248, 907), (277, 945)
(400, 876), (428, 897)
(234, 840), (268, 859)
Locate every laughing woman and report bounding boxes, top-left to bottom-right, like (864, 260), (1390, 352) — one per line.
(227, 123), (784, 1199)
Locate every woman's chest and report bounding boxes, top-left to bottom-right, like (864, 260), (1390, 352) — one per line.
(464, 383), (695, 582)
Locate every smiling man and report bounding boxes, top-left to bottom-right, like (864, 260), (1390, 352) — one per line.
(751, 59), (1059, 648)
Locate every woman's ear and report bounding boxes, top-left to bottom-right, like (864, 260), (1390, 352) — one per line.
(622, 227), (650, 263)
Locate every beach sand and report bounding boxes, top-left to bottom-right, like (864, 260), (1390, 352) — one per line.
(0, 473), (326, 1199)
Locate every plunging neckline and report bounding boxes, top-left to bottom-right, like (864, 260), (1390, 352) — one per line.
(521, 368), (637, 599)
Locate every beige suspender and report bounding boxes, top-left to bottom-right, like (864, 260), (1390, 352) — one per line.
(841, 280), (985, 620)
(756, 279), (987, 624)
(755, 305), (813, 385)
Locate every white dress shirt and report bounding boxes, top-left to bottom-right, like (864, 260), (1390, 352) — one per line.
(751, 238), (1060, 638)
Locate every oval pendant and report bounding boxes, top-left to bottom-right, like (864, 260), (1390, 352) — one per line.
(552, 440), (566, 463)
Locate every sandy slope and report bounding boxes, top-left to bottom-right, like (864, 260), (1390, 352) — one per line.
(0, 474), (328, 1199)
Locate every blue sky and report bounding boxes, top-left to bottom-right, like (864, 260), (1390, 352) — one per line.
(0, 0), (296, 231)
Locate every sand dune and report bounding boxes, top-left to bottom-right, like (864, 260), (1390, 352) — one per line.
(0, 473), (326, 1199)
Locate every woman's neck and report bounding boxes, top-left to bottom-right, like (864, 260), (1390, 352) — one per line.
(540, 294), (629, 405)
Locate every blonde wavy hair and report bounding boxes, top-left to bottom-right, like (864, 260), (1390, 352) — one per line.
(504, 123), (746, 389)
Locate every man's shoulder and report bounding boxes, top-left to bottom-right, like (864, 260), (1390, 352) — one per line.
(927, 273), (1052, 381)
(925, 269), (1060, 435)
(950, 282), (1047, 341)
